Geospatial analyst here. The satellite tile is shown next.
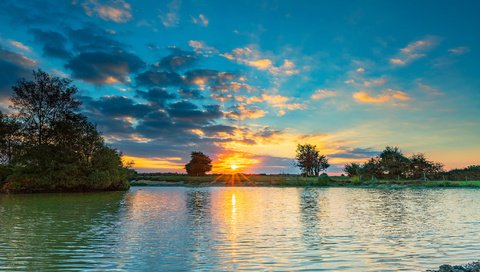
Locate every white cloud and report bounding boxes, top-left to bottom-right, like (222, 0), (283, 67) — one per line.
(389, 36), (439, 66)
(192, 14), (208, 26)
(448, 46), (470, 56)
(159, 0), (181, 27)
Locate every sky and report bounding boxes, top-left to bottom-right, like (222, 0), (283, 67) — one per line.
(0, 0), (479, 174)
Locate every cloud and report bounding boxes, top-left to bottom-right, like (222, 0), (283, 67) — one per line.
(159, 0), (181, 27)
(81, 0), (132, 23)
(30, 29), (71, 59)
(167, 101), (223, 124)
(135, 87), (176, 107)
(363, 78), (386, 87)
(311, 89), (336, 100)
(245, 94), (305, 116)
(179, 88), (204, 99)
(135, 71), (183, 87)
(192, 14), (208, 26)
(0, 47), (36, 97)
(65, 50), (145, 84)
(155, 48), (198, 71)
(417, 81), (443, 96)
(226, 104), (267, 120)
(223, 47), (299, 75)
(353, 89), (413, 104)
(448, 46), (470, 56)
(356, 67), (365, 73)
(188, 40), (217, 56)
(8, 40), (30, 52)
(67, 26), (123, 52)
(389, 36), (439, 66)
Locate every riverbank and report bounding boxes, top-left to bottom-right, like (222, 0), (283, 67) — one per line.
(130, 174), (480, 188)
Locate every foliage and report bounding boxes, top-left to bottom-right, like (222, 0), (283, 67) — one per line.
(295, 144), (330, 177)
(441, 165), (480, 181)
(343, 146), (444, 181)
(185, 151), (212, 176)
(0, 70), (132, 193)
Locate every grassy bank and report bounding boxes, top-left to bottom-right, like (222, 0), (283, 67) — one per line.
(130, 174), (480, 188)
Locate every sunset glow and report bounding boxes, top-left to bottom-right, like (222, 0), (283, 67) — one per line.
(0, 0), (478, 174)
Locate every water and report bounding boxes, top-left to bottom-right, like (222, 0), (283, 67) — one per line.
(1, 187), (480, 271)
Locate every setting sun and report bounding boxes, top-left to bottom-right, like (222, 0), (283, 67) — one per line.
(212, 153), (260, 173)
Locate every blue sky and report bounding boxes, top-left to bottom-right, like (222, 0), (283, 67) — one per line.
(0, 0), (479, 173)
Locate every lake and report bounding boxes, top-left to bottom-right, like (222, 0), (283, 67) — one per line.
(1, 187), (480, 271)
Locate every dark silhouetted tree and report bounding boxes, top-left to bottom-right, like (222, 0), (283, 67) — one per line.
(0, 70), (133, 193)
(408, 153), (443, 180)
(378, 146), (410, 179)
(0, 111), (21, 164)
(185, 152), (212, 176)
(295, 144), (330, 177)
(344, 163), (361, 177)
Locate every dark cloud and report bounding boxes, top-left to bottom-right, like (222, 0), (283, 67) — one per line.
(67, 26), (124, 52)
(82, 95), (151, 118)
(184, 69), (237, 86)
(135, 71), (183, 87)
(156, 49), (198, 71)
(65, 50), (145, 84)
(167, 101), (223, 123)
(202, 124), (235, 136)
(30, 29), (71, 59)
(178, 88), (204, 99)
(0, 47), (36, 98)
(0, 0), (81, 26)
(135, 87), (176, 107)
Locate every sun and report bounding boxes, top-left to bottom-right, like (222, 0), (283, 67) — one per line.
(230, 164), (238, 171)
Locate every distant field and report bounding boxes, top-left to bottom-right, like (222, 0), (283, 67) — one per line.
(130, 174), (480, 188)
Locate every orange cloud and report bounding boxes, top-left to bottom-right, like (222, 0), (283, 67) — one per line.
(81, 0), (132, 23)
(353, 89), (412, 104)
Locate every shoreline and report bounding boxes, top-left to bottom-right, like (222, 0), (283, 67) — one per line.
(130, 179), (480, 189)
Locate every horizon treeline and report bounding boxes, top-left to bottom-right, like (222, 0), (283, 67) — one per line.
(0, 70), (133, 193)
(344, 146), (480, 181)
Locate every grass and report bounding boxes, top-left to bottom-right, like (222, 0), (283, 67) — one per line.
(130, 174), (480, 188)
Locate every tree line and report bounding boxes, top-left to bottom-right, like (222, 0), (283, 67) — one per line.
(0, 70), (133, 193)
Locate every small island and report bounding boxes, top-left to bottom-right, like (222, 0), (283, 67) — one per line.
(0, 70), (133, 193)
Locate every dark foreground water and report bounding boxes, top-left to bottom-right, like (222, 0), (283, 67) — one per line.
(1, 187), (480, 271)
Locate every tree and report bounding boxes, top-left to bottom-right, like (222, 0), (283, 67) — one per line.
(0, 70), (132, 193)
(378, 146), (410, 179)
(185, 152), (212, 176)
(344, 163), (361, 177)
(0, 112), (21, 164)
(11, 69), (80, 147)
(408, 153), (443, 180)
(295, 144), (330, 177)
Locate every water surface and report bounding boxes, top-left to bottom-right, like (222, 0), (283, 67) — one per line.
(1, 187), (479, 271)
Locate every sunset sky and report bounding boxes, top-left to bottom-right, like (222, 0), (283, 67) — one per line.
(0, 0), (479, 173)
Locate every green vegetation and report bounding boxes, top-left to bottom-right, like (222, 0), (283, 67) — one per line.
(131, 173), (480, 188)
(0, 70), (133, 193)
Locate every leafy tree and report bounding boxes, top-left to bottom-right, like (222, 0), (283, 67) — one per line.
(11, 70), (80, 147)
(378, 146), (410, 179)
(0, 112), (21, 164)
(295, 144), (330, 177)
(408, 153), (443, 180)
(185, 152), (212, 176)
(0, 70), (132, 193)
(344, 163), (361, 177)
